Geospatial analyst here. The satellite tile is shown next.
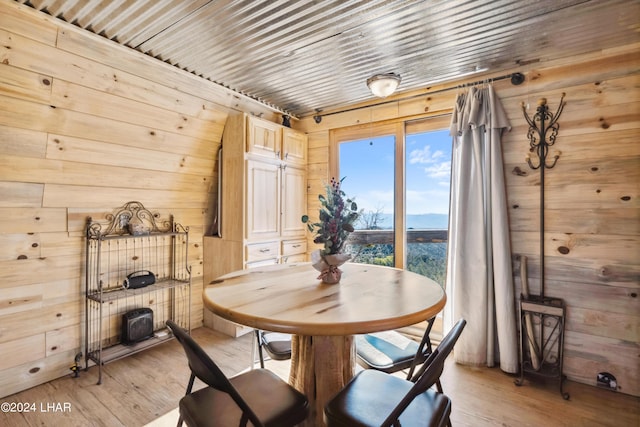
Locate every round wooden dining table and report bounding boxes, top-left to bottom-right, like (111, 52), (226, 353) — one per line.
(203, 262), (446, 426)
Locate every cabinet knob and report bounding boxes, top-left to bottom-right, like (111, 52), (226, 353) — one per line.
(259, 248), (271, 253)
(285, 152), (289, 159)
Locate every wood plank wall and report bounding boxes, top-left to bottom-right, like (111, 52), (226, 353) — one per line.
(0, 0), (637, 400)
(0, 2), (281, 397)
(298, 45), (640, 396)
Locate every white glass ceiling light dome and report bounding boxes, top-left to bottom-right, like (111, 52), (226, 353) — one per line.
(367, 73), (401, 97)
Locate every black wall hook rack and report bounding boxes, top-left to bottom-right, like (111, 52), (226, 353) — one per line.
(523, 93), (566, 171)
(517, 93), (569, 400)
(522, 93), (566, 298)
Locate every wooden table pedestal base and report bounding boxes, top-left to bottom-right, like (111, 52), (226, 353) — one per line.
(289, 335), (355, 427)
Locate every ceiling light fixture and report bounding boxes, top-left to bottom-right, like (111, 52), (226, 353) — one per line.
(367, 73), (401, 98)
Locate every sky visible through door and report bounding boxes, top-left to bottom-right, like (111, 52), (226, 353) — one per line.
(340, 129), (451, 230)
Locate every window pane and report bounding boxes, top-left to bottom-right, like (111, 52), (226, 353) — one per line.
(405, 129), (451, 285)
(339, 135), (395, 266)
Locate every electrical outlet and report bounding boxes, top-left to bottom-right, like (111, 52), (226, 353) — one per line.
(597, 372), (617, 391)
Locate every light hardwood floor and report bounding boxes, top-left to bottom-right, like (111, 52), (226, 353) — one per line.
(1, 327), (638, 427)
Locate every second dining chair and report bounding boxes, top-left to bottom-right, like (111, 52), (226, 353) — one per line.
(255, 329), (292, 368)
(356, 316), (438, 383)
(324, 318), (466, 427)
(166, 320), (308, 427)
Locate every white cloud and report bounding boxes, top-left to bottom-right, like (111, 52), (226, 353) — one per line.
(409, 146), (450, 179)
(423, 160), (451, 178)
(409, 146), (445, 165)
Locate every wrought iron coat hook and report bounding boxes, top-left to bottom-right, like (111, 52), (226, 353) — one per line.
(521, 93), (565, 299)
(522, 93), (566, 170)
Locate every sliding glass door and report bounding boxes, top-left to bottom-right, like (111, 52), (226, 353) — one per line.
(333, 116), (451, 339)
(332, 116), (450, 281)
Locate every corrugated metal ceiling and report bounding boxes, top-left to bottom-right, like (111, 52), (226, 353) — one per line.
(18, 0), (639, 117)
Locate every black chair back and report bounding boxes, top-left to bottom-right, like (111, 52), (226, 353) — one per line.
(381, 318), (466, 427)
(166, 320), (263, 426)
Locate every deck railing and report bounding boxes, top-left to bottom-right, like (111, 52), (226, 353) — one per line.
(347, 229), (448, 245)
(346, 229), (449, 287)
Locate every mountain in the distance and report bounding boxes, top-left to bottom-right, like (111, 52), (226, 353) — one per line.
(358, 213), (448, 230)
(406, 213), (448, 229)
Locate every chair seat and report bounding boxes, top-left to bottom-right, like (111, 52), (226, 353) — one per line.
(324, 369), (451, 427)
(180, 369), (308, 427)
(261, 332), (292, 360)
(356, 331), (426, 372)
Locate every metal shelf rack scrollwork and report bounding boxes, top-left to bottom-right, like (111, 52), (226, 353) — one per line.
(84, 201), (191, 384)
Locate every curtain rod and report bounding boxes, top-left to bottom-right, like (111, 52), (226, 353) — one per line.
(313, 72), (524, 123)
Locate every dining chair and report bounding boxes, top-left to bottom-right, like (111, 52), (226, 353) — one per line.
(356, 316), (440, 386)
(254, 329), (292, 368)
(166, 320), (308, 427)
(324, 318), (466, 427)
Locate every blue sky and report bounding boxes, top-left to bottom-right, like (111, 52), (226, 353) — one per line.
(339, 129), (452, 216)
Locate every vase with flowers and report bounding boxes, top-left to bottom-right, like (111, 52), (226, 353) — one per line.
(302, 177), (360, 284)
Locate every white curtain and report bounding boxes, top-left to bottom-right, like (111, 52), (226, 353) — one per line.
(444, 85), (518, 373)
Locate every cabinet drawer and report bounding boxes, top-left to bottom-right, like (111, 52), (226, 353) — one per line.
(282, 239), (307, 256)
(282, 253), (307, 264)
(246, 241), (279, 262)
(246, 258), (279, 269)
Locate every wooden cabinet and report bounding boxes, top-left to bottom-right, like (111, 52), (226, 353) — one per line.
(84, 201), (191, 384)
(246, 116), (307, 165)
(204, 113), (308, 336)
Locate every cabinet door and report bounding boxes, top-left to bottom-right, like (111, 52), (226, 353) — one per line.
(282, 128), (307, 165)
(247, 116), (281, 159)
(246, 160), (280, 239)
(281, 165), (307, 238)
